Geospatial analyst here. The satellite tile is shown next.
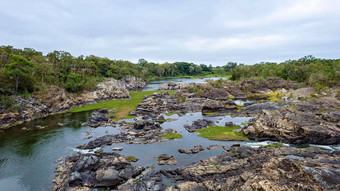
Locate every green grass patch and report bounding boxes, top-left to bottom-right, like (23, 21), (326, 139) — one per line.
(261, 92), (285, 103)
(164, 112), (177, 116)
(95, 149), (104, 153)
(125, 155), (139, 162)
(202, 112), (218, 115)
(228, 94), (235, 99)
(264, 142), (283, 147)
(1, 121), (22, 129)
(197, 125), (249, 141)
(69, 90), (176, 120)
(160, 133), (183, 140)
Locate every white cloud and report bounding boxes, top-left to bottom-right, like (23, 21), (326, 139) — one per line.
(0, 0), (339, 66)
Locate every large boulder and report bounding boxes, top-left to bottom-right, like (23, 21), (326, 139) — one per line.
(88, 109), (110, 127)
(242, 102), (290, 115)
(123, 75), (147, 91)
(184, 119), (215, 132)
(52, 152), (144, 190)
(201, 99), (226, 113)
(93, 79), (130, 100)
(288, 87), (315, 98)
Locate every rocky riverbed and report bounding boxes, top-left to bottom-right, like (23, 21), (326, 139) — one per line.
(53, 145), (340, 191)
(1, 76), (338, 190)
(0, 76), (146, 129)
(51, 78), (340, 190)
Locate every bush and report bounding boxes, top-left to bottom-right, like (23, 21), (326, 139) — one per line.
(176, 94), (186, 104)
(66, 73), (84, 93)
(0, 95), (16, 111)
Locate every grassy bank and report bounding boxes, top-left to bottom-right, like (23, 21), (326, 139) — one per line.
(69, 90), (177, 119)
(159, 133), (183, 140)
(198, 125), (249, 141)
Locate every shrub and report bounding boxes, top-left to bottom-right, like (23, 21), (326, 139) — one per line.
(176, 94), (186, 104)
(0, 95), (16, 111)
(66, 73), (84, 93)
(125, 155), (138, 162)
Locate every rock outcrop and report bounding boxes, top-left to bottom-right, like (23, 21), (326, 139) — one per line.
(158, 82), (192, 90)
(244, 98), (340, 144)
(122, 75), (147, 91)
(178, 145), (205, 154)
(183, 119), (215, 132)
(162, 146), (340, 191)
(157, 154), (178, 165)
(0, 76), (146, 129)
(52, 152), (144, 191)
(88, 109), (112, 127)
(201, 99), (237, 113)
(77, 120), (177, 149)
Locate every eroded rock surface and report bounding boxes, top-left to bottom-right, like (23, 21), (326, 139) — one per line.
(0, 76), (146, 129)
(158, 154), (178, 165)
(78, 120), (176, 149)
(178, 145), (205, 154)
(244, 98), (340, 144)
(88, 109), (112, 127)
(162, 146), (340, 191)
(183, 119), (215, 132)
(52, 152), (144, 191)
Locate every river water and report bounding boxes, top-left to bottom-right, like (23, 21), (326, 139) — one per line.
(0, 77), (338, 191)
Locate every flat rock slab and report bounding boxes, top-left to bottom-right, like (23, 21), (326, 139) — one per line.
(178, 145), (205, 154)
(158, 154), (178, 165)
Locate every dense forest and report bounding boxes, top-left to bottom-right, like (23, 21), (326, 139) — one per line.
(1, 46), (339, 97)
(0, 46), (224, 95)
(230, 56), (340, 89)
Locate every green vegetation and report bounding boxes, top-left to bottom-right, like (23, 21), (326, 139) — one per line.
(176, 94), (186, 104)
(0, 95), (16, 111)
(95, 149), (104, 153)
(265, 142), (283, 147)
(125, 155), (138, 162)
(164, 112), (177, 116)
(208, 161), (222, 169)
(230, 55), (340, 88)
(4, 54), (34, 93)
(159, 133), (183, 140)
(0, 46), (229, 96)
(157, 118), (175, 123)
(69, 90), (176, 119)
(197, 125), (249, 141)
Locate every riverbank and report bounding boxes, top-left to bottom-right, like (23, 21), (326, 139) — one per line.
(0, 76), (147, 129)
(145, 74), (230, 81)
(69, 90), (177, 120)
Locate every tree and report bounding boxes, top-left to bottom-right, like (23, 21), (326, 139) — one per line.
(4, 54), (34, 93)
(189, 65), (195, 74)
(66, 73), (84, 92)
(156, 65), (165, 77)
(224, 62), (238, 72)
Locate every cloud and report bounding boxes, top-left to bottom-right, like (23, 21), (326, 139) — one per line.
(0, 0), (339, 65)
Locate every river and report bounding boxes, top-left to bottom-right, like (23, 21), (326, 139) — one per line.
(0, 77), (338, 191)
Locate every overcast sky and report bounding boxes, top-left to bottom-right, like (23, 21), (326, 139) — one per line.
(1, 0), (340, 66)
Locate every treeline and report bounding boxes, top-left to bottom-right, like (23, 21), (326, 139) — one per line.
(0, 46), (222, 95)
(229, 56), (340, 88)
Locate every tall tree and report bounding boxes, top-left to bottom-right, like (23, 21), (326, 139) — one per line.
(4, 54), (34, 93)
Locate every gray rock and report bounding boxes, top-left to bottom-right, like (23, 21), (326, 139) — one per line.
(184, 119), (215, 132)
(95, 168), (122, 186)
